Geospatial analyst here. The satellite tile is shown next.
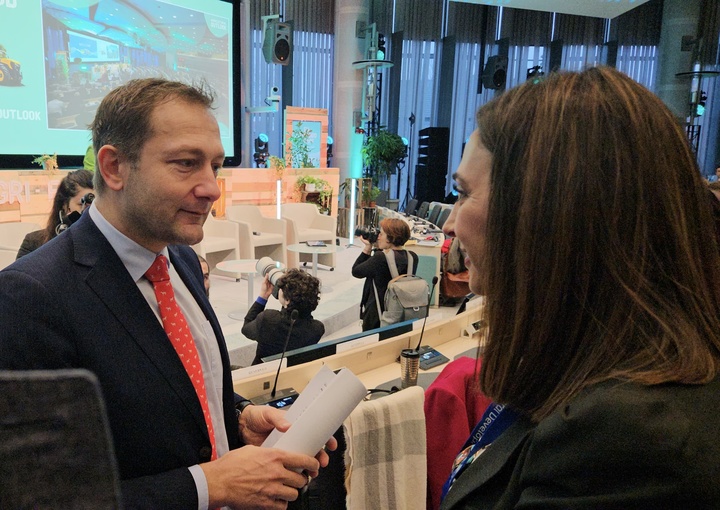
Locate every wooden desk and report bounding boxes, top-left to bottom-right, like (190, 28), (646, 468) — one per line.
(232, 305), (485, 398)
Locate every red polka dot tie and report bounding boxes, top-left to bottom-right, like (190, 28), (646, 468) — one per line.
(145, 255), (217, 461)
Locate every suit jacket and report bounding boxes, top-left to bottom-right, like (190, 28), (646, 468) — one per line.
(242, 301), (325, 364)
(0, 213), (241, 509)
(440, 377), (720, 510)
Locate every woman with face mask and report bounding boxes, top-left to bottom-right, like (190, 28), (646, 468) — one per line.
(16, 169), (94, 259)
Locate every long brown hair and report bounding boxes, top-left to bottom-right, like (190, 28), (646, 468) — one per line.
(477, 67), (720, 421)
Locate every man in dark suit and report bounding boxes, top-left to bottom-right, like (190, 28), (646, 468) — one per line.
(0, 78), (331, 509)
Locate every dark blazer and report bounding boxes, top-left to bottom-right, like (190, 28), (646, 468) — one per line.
(440, 377), (720, 510)
(0, 213), (241, 509)
(16, 229), (45, 259)
(242, 301), (325, 364)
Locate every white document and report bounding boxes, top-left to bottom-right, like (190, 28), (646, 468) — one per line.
(262, 365), (367, 457)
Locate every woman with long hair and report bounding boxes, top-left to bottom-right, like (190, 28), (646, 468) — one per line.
(16, 169), (94, 259)
(440, 67), (720, 508)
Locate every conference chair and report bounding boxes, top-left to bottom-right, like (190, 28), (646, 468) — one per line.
(225, 205), (287, 265)
(0, 222), (41, 253)
(416, 201), (430, 220)
(281, 203), (337, 270)
(192, 214), (241, 275)
(405, 198), (419, 216)
(435, 207), (452, 229)
(0, 369), (122, 508)
(427, 204), (443, 226)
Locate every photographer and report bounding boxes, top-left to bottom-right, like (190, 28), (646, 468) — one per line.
(17, 169), (94, 259)
(352, 218), (419, 331)
(242, 268), (325, 365)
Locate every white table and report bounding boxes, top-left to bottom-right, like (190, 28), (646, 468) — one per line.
(215, 259), (258, 320)
(287, 243), (345, 277)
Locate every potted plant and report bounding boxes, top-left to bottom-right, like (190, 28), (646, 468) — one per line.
(361, 185), (381, 208)
(269, 155), (287, 180)
(339, 178), (361, 209)
(295, 174), (333, 213)
(287, 121), (318, 168)
(32, 153), (59, 172)
(361, 129), (406, 179)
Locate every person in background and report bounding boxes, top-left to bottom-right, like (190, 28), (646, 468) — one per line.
(0, 78), (334, 509)
(243, 269), (325, 365)
(197, 254), (210, 297)
(352, 217), (419, 331)
(16, 169), (94, 259)
(440, 67), (720, 509)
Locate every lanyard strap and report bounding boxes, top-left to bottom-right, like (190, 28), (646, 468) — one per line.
(441, 403), (518, 501)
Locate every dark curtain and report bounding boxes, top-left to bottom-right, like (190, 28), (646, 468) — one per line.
(500, 8), (552, 47)
(614, 0), (663, 46)
(447, 2), (490, 44)
(553, 13), (605, 46)
(698, 0), (720, 66)
(393, 0), (444, 41)
(249, 0), (334, 33)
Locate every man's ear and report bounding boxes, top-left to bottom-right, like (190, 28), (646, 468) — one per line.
(96, 145), (125, 191)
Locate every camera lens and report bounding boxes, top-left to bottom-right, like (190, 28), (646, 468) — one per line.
(256, 257), (286, 287)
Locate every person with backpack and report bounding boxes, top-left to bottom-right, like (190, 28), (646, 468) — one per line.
(352, 217), (419, 331)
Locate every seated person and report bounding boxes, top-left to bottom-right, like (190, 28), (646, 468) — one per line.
(17, 169), (94, 259)
(352, 218), (419, 330)
(243, 269), (325, 365)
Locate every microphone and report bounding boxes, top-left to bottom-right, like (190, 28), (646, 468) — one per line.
(271, 308), (299, 399)
(415, 276), (438, 351)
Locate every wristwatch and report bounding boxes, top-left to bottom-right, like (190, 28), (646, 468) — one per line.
(235, 399), (253, 421)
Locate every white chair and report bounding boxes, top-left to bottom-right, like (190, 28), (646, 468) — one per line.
(192, 214), (240, 275)
(225, 205), (287, 265)
(0, 222), (42, 252)
(281, 203), (337, 270)
(0, 249), (17, 271)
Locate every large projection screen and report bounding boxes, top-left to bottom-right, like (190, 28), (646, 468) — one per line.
(0, 0), (241, 168)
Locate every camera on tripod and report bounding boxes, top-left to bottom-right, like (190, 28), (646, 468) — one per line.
(355, 226), (380, 244)
(256, 257), (286, 298)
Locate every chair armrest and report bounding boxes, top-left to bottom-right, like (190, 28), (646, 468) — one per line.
(260, 217), (286, 235)
(310, 213), (336, 232)
(204, 217), (240, 238)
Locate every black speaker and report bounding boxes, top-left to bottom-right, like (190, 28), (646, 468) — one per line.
(414, 127), (449, 204)
(481, 55), (507, 90)
(263, 19), (293, 65)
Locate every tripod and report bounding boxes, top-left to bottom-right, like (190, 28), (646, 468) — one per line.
(400, 112), (416, 211)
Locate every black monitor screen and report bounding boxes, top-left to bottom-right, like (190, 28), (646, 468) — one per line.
(0, 0), (241, 168)
(261, 319), (417, 367)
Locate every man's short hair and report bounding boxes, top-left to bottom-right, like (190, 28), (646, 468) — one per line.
(89, 78), (215, 193)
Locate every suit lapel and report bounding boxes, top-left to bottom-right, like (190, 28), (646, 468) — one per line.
(71, 216), (209, 435)
(441, 416), (535, 509)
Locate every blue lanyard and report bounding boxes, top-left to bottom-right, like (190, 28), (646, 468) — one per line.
(440, 403), (518, 501)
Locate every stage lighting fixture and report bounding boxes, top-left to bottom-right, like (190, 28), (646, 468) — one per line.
(327, 136), (334, 167)
(377, 33), (386, 60)
(694, 90), (708, 117)
(526, 65), (544, 84)
(253, 133), (270, 168)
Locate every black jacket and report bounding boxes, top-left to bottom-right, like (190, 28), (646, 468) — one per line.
(352, 248), (418, 330)
(242, 300), (325, 364)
